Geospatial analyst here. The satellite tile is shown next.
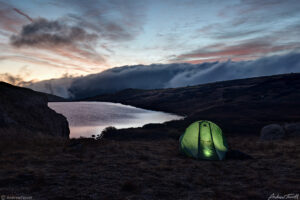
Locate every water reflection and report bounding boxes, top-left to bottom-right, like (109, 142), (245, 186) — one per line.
(48, 102), (183, 138)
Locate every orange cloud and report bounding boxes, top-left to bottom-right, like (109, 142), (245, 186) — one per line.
(174, 41), (300, 64)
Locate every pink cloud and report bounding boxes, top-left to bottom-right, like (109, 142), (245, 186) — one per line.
(0, 2), (26, 33)
(13, 8), (33, 22)
(174, 41), (300, 64)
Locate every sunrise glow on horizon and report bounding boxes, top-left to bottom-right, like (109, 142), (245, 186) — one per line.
(0, 0), (300, 83)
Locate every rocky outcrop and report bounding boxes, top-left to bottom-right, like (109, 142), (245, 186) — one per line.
(260, 123), (300, 141)
(260, 124), (285, 141)
(0, 82), (69, 137)
(284, 123), (300, 137)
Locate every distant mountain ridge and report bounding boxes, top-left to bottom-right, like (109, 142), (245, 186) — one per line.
(85, 73), (300, 135)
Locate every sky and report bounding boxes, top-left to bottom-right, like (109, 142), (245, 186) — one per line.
(1, 0), (300, 85)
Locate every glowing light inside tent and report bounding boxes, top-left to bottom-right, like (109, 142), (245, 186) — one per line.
(203, 149), (212, 157)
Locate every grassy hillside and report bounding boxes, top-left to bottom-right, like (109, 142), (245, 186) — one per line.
(0, 134), (299, 200)
(0, 82), (69, 137)
(85, 73), (300, 135)
(1, 75), (299, 199)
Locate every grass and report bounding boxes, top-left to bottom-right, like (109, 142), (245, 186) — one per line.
(0, 133), (299, 200)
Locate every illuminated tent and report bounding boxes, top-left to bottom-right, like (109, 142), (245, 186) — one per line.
(179, 120), (228, 160)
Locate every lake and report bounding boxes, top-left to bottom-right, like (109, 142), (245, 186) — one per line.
(48, 102), (183, 138)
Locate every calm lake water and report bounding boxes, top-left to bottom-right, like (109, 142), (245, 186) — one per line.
(48, 102), (183, 138)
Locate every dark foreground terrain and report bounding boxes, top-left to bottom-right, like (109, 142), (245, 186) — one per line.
(0, 134), (299, 200)
(0, 74), (300, 199)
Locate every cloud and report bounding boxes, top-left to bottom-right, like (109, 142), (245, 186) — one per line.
(0, 66), (34, 86)
(4, 0), (147, 73)
(26, 52), (300, 99)
(220, 0), (300, 26)
(57, 0), (145, 42)
(0, 73), (31, 86)
(10, 18), (98, 47)
(190, 0), (300, 63)
(26, 75), (75, 98)
(0, 2), (27, 33)
(171, 36), (300, 64)
(13, 8), (33, 22)
(8, 18), (106, 72)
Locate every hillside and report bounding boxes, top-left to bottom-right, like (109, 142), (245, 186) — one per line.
(1, 77), (299, 199)
(0, 81), (69, 137)
(85, 73), (300, 135)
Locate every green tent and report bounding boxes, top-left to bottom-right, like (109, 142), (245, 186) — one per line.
(179, 120), (228, 160)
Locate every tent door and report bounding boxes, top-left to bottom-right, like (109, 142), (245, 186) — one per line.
(199, 121), (217, 159)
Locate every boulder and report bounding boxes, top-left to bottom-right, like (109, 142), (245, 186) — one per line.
(260, 124), (285, 141)
(0, 82), (69, 137)
(284, 123), (300, 137)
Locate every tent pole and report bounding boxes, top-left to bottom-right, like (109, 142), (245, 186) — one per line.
(208, 122), (218, 159)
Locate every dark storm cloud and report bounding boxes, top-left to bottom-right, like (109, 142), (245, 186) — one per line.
(8, 17), (106, 68)
(10, 18), (98, 47)
(6, 0), (145, 69)
(27, 52), (300, 99)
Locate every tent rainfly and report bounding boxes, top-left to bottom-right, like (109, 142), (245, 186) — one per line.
(179, 120), (228, 160)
